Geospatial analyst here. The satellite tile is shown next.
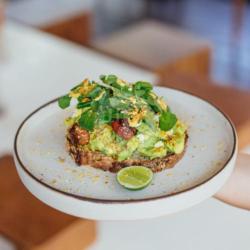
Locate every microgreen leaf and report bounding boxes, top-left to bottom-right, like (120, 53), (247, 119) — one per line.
(111, 110), (128, 119)
(100, 74), (131, 92)
(88, 86), (102, 98)
(79, 110), (96, 131)
(134, 81), (152, 97)
(77, 101), (91, 109)
(134, 89), (146, 97)
(91, 101), (99, 110)
(134, 81), (152, 91)
(120, 86), (133, 96)
(143, 111), (157, 129)
(100, 75), (117, 85)
(77, 95), (84, 102)
(143, 95), (162, 113)
(98, 109), (113, 124)
(159, 111), (177, 131)
(98, 93), (109, 106)
(109, 97), (130, 110)
(58, 95), (71, 109)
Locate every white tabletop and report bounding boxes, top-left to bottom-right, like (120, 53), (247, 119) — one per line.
(0, 22), (249, 250)
(90, 198), (250, 250)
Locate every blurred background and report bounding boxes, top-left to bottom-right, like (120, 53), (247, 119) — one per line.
(0, 0), (250, 250)
(3, 0), (250, 86)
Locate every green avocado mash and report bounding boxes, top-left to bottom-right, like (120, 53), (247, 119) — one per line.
(87, 120), (186, 161)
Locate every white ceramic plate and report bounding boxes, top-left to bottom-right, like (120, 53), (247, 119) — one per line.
(14, 87), (237, 220)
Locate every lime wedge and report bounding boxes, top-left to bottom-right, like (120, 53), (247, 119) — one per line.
(117, 166), (153, 190)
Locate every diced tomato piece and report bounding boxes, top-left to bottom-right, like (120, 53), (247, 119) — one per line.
(111, 119), (136, 140)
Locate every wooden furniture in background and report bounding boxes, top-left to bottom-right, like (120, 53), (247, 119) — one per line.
(0, 0), (5, 26)
(0, 155), (96, 250)
(6, 0), (92, 45)
(232, 0), (246, 41)
(40, 12), (91, 45)
(158, 73), (250, 149)
(93, 20), (211, 79)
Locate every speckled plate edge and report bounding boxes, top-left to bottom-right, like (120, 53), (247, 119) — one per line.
(13, 87), (238, 204)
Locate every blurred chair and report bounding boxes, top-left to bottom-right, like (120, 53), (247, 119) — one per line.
(93, 20), (211, 80)
(40, 13), (91, 45)
(6, 0), (92, 45)
(158, 73), (250, 149)
(0, 155), (96, 250)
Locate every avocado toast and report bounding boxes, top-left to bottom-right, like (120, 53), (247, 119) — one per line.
(58, 75), (188, 173)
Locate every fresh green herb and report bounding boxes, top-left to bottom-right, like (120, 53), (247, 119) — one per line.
(111, 110), (128, 119)
(120, 86), (133, 96)
(100, 74), (132, 93)
(143, 111), (157, 129)
(59, 75), (179, 134)
(77, 101), (91, 109)
(95, 90), (108, 103)
(144, 95), (162, 113)
(79, 110), (96, 131)
(109, 97), (130, 110)
(133, 81), (152, 97)
(58, 95), (71, 109)
(134, 81), (152, 91)
(98, 93), (109, 106)
(98, 109), (113, 124)
(134, 89), (146, 97)
(88, 86), (102, 98)
(99, 74), (106, 82)
(77, 95), (84, 102)
(112, 87), (133, 98)
(100, 75), (117, 86)
(159, 111), (177, 131)
(91, 100), (100, 110)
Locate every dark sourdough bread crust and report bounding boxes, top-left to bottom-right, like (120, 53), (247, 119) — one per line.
(66, 128), (188, 173)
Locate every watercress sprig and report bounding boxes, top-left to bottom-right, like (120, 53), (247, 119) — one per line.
(58, 75), (176, 131)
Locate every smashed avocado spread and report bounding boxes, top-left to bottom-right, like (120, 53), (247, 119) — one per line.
(58, 75), (187, 161)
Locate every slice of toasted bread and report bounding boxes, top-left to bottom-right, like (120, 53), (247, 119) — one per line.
(66, 129), (188, 173)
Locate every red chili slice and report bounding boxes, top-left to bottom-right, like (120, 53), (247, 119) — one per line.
(111, 119), (136, 140)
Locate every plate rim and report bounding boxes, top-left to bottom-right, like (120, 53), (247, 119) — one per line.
(14, 86), (237, 204)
